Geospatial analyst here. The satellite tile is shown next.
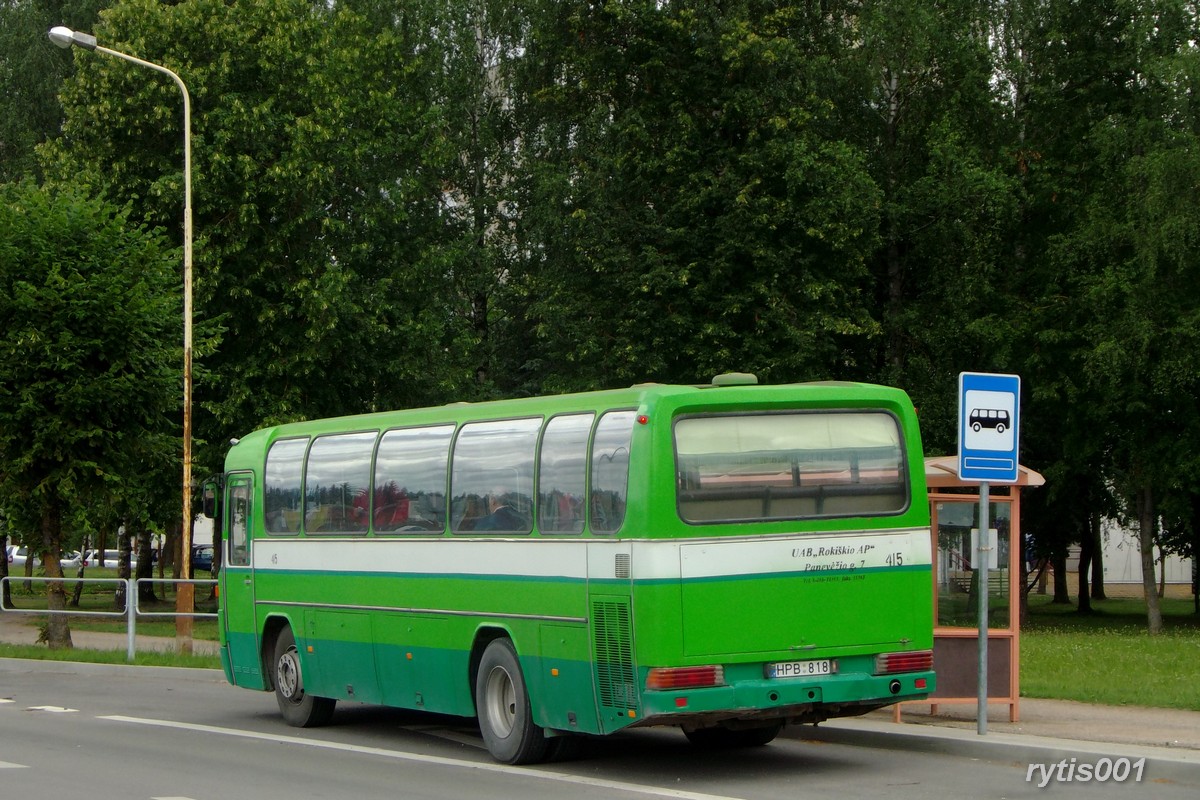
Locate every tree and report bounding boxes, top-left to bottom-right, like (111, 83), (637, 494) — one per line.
(40, 0), (474, 476)
(1043, 0), (1200, 633)
(987, 0), (1200, 634)
(0, 0), (111, 182)
(0, 514), (10, 609)
(412, 0), (527, 394)
(844, 0), (1020, 428)
(0, 181), (179, 648)
(510, 1), (880, 392)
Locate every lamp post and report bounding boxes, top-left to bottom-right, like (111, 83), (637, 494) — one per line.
(49, 26), (195, 648)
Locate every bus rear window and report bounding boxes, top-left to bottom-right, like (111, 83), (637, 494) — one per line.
(675, 412), (907, 523)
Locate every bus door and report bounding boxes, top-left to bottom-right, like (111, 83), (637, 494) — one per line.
(222, 473), (263, 688)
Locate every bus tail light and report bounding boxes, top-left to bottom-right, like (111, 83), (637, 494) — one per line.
(874, 650), (933, 675)
(646, 665), (725, 690)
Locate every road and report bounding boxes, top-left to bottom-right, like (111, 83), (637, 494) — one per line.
(0, 658), (1194, 800)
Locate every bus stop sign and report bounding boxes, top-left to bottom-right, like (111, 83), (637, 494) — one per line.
(957, 372), (1020, 483)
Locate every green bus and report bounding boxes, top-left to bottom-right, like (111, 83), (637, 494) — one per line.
(209, 375), (935, 763)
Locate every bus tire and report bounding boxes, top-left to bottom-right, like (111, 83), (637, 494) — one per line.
(272, 627), (335, 728)
(684, 721), (783, 748)
(476, 638), (548, 764)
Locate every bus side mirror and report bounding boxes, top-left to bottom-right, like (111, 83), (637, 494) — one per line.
(201, 478), (220, 519)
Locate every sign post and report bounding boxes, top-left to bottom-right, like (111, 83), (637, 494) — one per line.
(958, 372), (1020, 735)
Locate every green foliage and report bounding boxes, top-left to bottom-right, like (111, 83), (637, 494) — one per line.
(0, 180), (178, 643)
(1021, 2), (1200, 589)
(510, 1), (880, 391)
(0, 0), (112, 182)
(3, 0), (1196, 634)
(0, 181), (179, 535)
(40, 0), (477, 472)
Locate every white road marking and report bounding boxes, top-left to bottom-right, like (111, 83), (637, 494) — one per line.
(100, 715), (745, 800)
(26, 705), (77, 713)
(0, 760), (30, 769)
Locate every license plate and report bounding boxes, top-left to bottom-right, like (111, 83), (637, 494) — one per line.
(765, 659), (835, 679)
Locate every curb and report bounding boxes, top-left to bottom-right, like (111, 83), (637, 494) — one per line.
(791, 717), (1200, 785)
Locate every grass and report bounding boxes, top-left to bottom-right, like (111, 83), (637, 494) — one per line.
(1020, 594), (1200, 710)
(2, 566), (221, 667)
(5, 566), (217, 624)
(0, 641), (220, 669)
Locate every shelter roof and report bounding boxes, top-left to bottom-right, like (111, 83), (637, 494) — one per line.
(924, 455), (1046, 489)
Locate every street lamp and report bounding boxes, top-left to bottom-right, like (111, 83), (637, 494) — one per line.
(49, 26), (196, 642)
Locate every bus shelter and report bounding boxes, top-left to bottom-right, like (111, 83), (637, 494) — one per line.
(893, 455), (1045, 723)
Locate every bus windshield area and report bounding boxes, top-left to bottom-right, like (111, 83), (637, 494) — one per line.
(674, 411), (907, 523)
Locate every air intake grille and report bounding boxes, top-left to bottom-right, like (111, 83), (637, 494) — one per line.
(592, 599), (637, 709)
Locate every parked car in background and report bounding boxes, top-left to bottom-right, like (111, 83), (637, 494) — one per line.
(83, 547), (164, 569)
(191, 545), (214, 573)
(5, 546), (82, 568)
(83, 549), (126, 568)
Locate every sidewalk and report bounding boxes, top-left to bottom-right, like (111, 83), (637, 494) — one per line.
(0, 608), (219, 656)
(871, 698), (1200, 750)
(797, 692), (1200, 784)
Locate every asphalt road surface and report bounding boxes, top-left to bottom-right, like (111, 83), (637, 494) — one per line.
(0, 659), (1193, 800)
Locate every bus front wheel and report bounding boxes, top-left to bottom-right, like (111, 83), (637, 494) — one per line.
(476, 638), (549, 764)
(272, 627), (335, 728)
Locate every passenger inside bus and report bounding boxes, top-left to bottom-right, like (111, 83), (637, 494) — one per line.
(473, 489), (527, 532)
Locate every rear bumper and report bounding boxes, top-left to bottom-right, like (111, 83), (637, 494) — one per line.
(635, 670), (935, 728)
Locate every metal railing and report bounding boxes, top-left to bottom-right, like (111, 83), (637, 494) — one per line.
(0, 575), (217, 661)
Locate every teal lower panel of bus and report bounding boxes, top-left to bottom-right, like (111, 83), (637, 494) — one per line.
(302, 609), (476, 716)
(301, 638), (602, 734)
(245, 608), (604, 735)
(224, 630), (266, 690)
(218, 645), (235, 685)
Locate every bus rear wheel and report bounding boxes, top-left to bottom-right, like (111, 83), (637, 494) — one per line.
(476, 638), (549, 765)
(272, 627), (335, 728)
(683, 721), (784, 748)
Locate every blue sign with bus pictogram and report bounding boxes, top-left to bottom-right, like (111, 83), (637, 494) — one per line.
(957, 372), (1020, 483)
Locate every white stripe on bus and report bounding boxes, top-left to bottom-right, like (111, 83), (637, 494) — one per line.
(244, 528), (932, 581)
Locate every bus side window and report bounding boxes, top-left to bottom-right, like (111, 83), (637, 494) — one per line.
(304, 431), (375, 534)
(538, 413), (593, 534)
(450, 418), (540, 535)
(264, 438), (307, 534)
(373, 425), (453, 533)
(590, 410), (636, 534)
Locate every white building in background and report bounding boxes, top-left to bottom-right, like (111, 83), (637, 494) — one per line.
(191, 515), (213, 547)
(1096, 518), (1193, 596)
